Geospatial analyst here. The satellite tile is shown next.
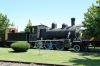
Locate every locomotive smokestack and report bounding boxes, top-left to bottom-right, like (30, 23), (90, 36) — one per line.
(71, 18), (75, 26)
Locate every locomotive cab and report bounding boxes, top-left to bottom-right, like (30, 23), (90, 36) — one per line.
(27, 25), (48, 41)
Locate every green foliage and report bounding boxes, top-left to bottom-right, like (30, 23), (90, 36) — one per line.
(96, 0), (100, 4)
(24, 19), (34, 32)
(82, 0), (100, 37)
(0, 13), (10, 38)
(11, 41), (30, 52)
(10, 22), (15, 26)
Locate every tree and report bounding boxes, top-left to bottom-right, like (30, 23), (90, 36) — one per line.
(82, 0), (100, 37)
(24, 19), (33, 32)
(0, 13), (10, 39)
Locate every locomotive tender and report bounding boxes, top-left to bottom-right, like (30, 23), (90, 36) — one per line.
(5, 17), (86, 52)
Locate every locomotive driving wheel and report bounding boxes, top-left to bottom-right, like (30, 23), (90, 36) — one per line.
(44, 41), (52, 50)
(55, 41), (64, 50)
(73, 44), (80, 52)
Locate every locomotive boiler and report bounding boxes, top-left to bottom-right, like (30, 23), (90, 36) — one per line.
(39, 18), (80, 41)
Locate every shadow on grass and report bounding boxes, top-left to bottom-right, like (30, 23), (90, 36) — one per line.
(63, 57), (100, 66)
(9, 51), (27, 53)
(63, 49), (100, 66)
(79, 51), (100, 57)
(84, 49), (100, 57)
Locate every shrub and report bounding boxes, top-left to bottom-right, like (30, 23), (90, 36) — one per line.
(11, 41), (30, 52)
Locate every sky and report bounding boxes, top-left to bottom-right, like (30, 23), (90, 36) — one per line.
(0, 0), (97, 32)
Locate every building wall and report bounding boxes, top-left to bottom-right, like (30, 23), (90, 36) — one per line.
(5, 27), (18, 40)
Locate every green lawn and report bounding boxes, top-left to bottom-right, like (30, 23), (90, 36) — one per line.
(0, 47), (100, 66)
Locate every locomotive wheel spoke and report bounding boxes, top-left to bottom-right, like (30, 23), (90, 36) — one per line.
(44, 41), (52, 50)
(55, 42), (64, 50)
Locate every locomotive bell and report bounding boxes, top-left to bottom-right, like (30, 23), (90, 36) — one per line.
(71, 18), (75, 26)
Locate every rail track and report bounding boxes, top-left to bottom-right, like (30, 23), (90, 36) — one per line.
(0, 60), (69, 66)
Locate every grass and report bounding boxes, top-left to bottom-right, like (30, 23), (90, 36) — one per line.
(0, 47), (100, 66)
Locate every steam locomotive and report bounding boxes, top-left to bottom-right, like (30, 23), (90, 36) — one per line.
(2, 17), (87, 52)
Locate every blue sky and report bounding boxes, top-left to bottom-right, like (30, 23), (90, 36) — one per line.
(0, 0), (97, 32)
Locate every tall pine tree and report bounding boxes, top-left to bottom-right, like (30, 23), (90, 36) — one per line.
(82, 0), (100, 37)
(24, 19), (33, 32)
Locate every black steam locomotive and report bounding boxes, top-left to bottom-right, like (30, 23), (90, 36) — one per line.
(5, 18), (84, 52)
